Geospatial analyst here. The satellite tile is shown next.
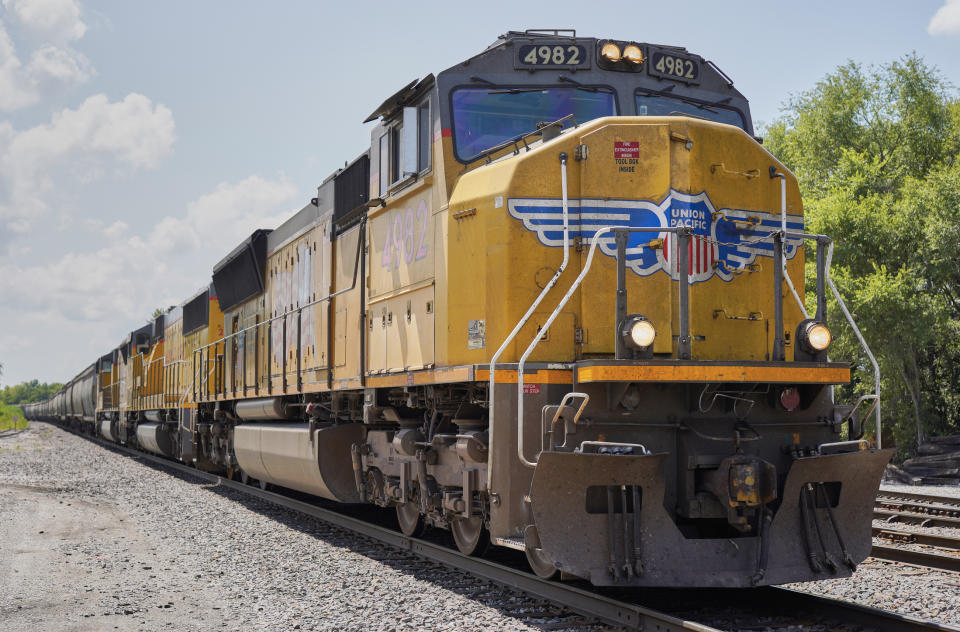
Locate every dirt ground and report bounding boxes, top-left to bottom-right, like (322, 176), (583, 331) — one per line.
(0, 426), (227, 632)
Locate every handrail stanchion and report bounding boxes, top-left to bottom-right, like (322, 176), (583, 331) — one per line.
(815, 238), (827, 322)
(282, 316), (288, 393)
(267, 320), (273, 394)
(297, 309), (303, 390)
(677, 228), (692, 360)
(614, 229), (628, 359)
(242, 329), (247, 396)
(772, 233), (785, 361)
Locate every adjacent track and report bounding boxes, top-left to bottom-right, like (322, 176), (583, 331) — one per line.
(875, 491), (960, 529)
(877, 490), (960, 507)
(61, 426), (959, 632)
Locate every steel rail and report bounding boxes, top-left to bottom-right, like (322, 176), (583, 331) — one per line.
(877, 490), (960, 506)
(877, 499), (960, 517)
(875, 508), (960, 528)
(874, 527), (960, 550)
(871, 542), (960, 573)
(57, 425), (958, 632)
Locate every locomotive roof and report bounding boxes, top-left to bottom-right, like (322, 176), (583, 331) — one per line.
(435, 29), (753, 136)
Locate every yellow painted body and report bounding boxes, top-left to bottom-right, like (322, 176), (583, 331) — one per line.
(443, 116), (805, 367)
(128, 339), (165, 411)
(197, 116), (814, 402)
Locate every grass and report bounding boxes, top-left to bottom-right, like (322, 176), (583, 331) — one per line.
(0, 402), (29, 431)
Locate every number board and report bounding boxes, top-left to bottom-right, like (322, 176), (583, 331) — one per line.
(648, 49), (701, 84)
(515, 43), (589, 69)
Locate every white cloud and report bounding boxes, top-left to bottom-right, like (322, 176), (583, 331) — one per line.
(0, 174), (297, 328)
(0, 20), (38, 110)
(2, 0), (86, 43)
(158, 175), (299, 253)
(0, 3), (92, 112)
(0, 93), (176, 233)
(929, 0), (960, 35)
(27, 44), (91, 84)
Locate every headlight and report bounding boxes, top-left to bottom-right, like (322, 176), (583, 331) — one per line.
(600, 42), (622, 63)
(623, 316), (655, 349)
(622, 45), (644, 65)
(800, 321), (831, 352)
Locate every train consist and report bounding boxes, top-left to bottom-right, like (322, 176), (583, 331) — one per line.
(24, 30), (891, 588)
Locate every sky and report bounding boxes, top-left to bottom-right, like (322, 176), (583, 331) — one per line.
(1, 0), (960, 386)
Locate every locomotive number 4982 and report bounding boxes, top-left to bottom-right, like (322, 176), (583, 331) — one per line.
(381, 200), (429, 270)
(650, 51), (700, 82)
(519, 44), (585, 66)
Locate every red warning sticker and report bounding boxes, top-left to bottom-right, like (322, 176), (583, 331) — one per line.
(522, 384), (541, 394)
(614, 141), (639, 159)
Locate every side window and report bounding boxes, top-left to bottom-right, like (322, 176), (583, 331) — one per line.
(390, 125), (402, 183)
(380, 100), (432, 196)
(417, 103), (430, 173)
(379, 133), (389, 197)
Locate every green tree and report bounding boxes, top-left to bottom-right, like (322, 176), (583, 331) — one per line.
(765, 53), (960, 456)
(0, 380), (64, 405)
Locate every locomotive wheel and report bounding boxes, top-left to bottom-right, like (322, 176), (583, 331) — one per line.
(524, 546), (558, 579)
(524, 525), (558, 579)
(240, 470), (252, 486)
(451, 516), (489, 557)
(259, 479), (270, 491)
(396, 502), (426, 537)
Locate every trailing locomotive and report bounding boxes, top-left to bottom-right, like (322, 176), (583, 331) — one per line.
(24, 30), (890, 588)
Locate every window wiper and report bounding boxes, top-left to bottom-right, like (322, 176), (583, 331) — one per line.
(668, 111), (712, 122)
(557, 75), (600, 92)
(638, 90), (720, 113)
(488, 88), (546, 95)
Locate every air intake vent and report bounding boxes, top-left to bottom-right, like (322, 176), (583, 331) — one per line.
(183, 286), (211, 335)
(334, 154), (369, 227)
(212, 230), (271, 311)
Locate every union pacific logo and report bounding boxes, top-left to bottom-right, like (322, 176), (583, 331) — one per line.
(507, 190), (803, 284)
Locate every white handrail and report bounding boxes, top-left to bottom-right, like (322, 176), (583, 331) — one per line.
(824, 242), (882, 448)
(516, 225), (628, 467)
(772, 171), (808, 320)
(488, 154), (572, 476)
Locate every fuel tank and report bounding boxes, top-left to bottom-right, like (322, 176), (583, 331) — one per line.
(233, 422), (364, 502)
(136, 422), (176, 457)
(234, 397), (290, 421)
(99, 419), (116, 443)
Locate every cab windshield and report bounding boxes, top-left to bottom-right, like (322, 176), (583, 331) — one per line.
(635, 92), (745, 129)
(451, 87), (616, 161)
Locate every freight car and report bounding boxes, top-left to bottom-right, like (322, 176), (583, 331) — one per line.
(25, 30), (890, 588)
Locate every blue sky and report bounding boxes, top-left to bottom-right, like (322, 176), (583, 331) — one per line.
(1, 0), (959, 385)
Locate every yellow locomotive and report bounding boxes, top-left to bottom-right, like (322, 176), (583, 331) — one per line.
(25, 30), (890, 587)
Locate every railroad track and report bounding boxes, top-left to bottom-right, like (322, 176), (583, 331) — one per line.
(877, 490), (960, 507)
(62, 427), (959, 632)
(871, 491), (960, 572)
(875, 491), (960, 528)
(872, 528), (960, 572)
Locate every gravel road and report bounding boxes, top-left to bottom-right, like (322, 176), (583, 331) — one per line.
(3, 422), (959, 631)
(0, 423), (601, 632)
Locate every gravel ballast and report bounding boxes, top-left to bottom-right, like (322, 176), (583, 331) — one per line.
(3, 423), (960, 631)
(0, 423), (599, 632)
